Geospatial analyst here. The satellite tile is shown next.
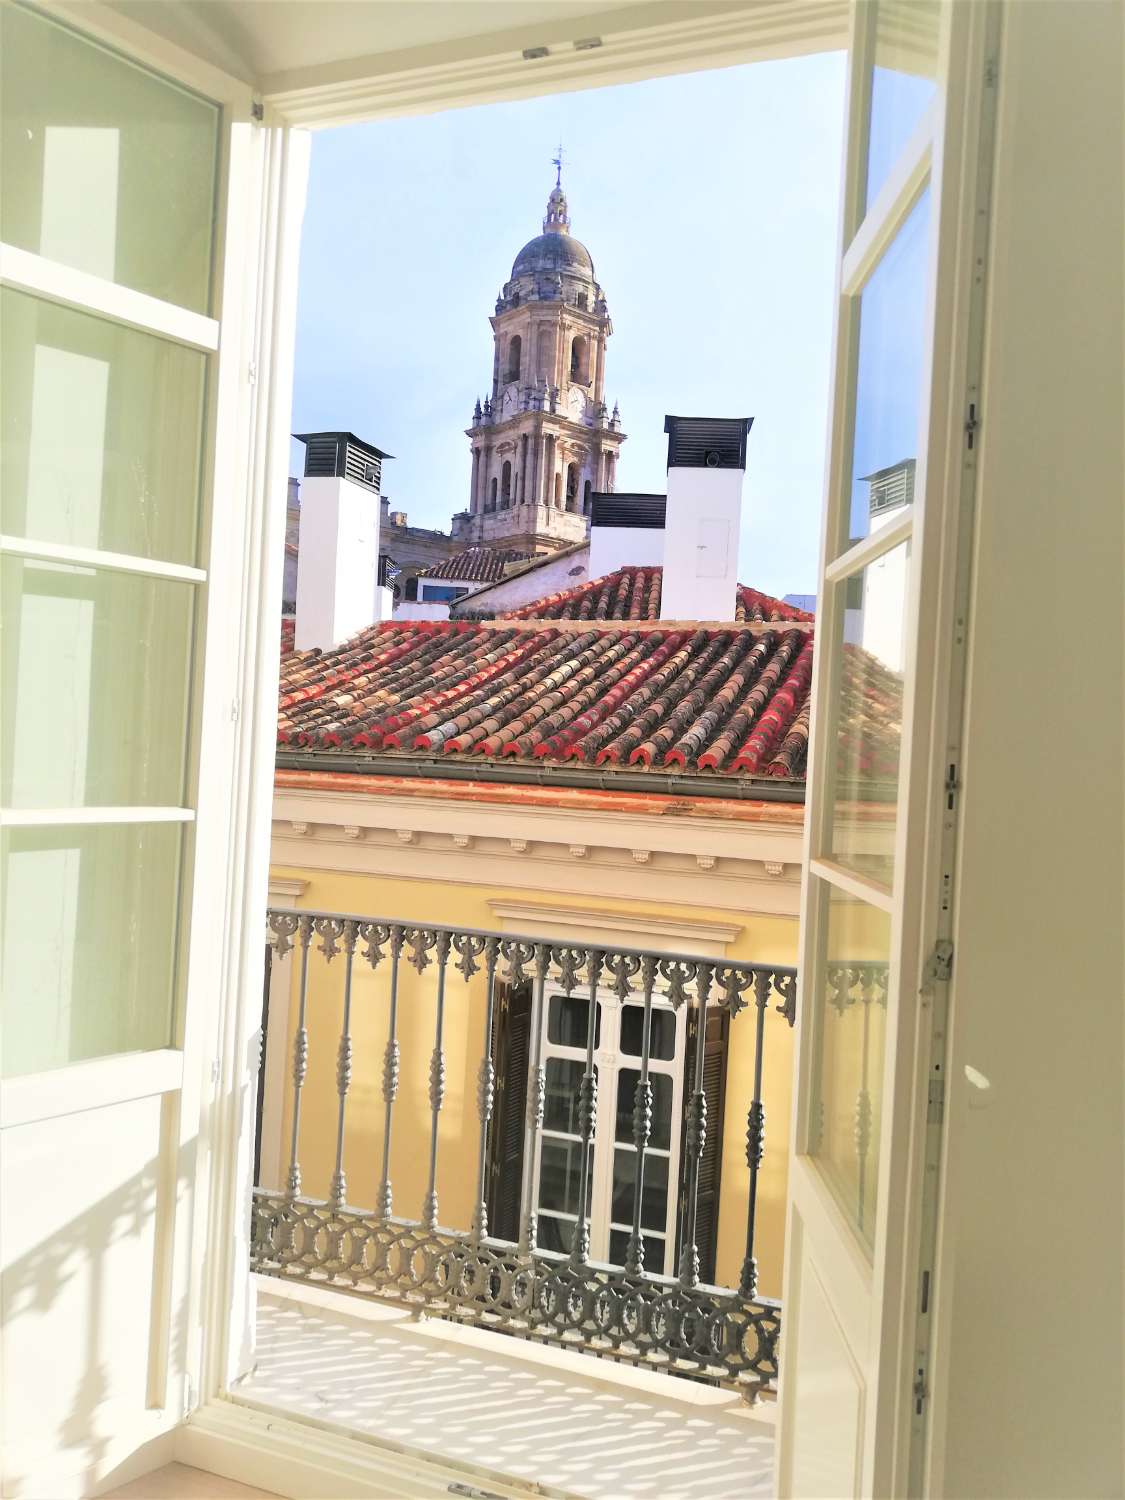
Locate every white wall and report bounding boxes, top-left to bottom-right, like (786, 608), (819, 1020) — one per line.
(294, 475), (382, 650)
(588, 523), (665, 579)
(393, 600), (450, 622)
(452, 545), (591, 615)
(931, 4), (1124, 1495)
(660, 467), (743, 621)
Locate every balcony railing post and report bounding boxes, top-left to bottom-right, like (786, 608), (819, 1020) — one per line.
(739, 969), (772, 1300)
(570, 949), (604, 1266)
(517, 943), (550, 1256)
(471, 937), (500, 1245)
(422, 931), (452, 1231)
(375, 926), (403, 1219)
(678, 962), (714, 1289)
(328, 920), (358, 1211)
(284, 914), (314, 1202)
(625, 955), (657, 1276)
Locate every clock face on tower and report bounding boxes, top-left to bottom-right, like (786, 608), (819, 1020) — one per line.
(500, 383), (520, 418)
(567, 385), (588, 422)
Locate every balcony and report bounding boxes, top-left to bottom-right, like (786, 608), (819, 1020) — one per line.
(250, 907), (797, 1424)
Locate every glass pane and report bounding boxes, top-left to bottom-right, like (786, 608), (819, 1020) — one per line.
(1, 556), (196, 808)
(537, 1214), (576, 1256)
(866, 1), (941, 209)
(1, 820), (184, 1076)
(614, 1070), (672, 1151)
(1, 4), (218, 313)
(620, 1004), (675, 1061)
(809, 884), (890, 1248)
(608, 1228), (665, 1273)
(846, 189), (931, 546)
(829, 540), (909, 887)
(546, 991), (600, 1049)
(611, 1149), (669, 1231)
(538, 1138), (592, 1218)
(543, 1057), (596, 1135)
(1, 289), (207, 564)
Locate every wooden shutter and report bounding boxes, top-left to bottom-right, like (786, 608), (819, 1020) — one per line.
(486, 979), (532, 1242)
(677, 1003), (730, 1284)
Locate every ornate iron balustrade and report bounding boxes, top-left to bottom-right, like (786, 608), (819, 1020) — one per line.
(251, 907), (797, 1398)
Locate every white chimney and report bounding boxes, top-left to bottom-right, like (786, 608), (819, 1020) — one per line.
(293, 431), (394, 651)
(659, 416), (753, 622)
(588, 492), (667, 577)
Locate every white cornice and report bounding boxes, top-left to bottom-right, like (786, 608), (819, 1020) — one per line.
(487, 899), (743, 957)
(271, 783), (803, 917)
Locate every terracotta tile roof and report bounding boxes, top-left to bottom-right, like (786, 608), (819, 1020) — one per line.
(275, 610), (898, 785)
(501, 567), (815, 623)
(281, 614), (295, 657)
(420, 546), (534, 583)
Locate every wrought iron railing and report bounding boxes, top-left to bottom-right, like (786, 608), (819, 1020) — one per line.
(251, 908), (797, 1397)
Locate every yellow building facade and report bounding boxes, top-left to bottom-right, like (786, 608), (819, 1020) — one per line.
(261, 772), (807, 1300)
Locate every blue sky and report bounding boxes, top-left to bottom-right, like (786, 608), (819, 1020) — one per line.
(290, 51), (846, 597)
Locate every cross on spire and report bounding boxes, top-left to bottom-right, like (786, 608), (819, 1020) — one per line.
(552, 142), (564, 187)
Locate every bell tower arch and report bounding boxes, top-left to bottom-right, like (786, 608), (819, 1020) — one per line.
(462, 169), (626, 553)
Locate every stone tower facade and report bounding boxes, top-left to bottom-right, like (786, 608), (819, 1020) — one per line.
(454, 176), (625, 554)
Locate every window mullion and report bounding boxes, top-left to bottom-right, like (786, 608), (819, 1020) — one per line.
(0, 243), (220, 352)
(0, 535), (207, 584)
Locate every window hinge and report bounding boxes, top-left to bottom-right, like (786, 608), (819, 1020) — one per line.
(251, 98), (264, 122)
(247, 362), (257, 387)
(913, 1366), (929, 1416)
(964, 402), (980, 449)
(231, 698), (241, 723)
(924, 940), (954, 985)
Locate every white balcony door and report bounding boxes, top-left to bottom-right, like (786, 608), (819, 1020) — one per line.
(778, 3), (996, 1496)
(0, 9), (302, 1495)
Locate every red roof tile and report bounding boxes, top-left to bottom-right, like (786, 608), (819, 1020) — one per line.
(275, 611), (896, 785)
(420, 546), (534, 583)
(281, 614), (295, 657)
(500, 566), (814, 623)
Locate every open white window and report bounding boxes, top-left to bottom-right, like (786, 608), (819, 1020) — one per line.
(0, 7), (305, 1489)
(779, 2), (997, 1496)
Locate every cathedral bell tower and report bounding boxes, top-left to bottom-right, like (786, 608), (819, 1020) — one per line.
(458, 170), (625, 553)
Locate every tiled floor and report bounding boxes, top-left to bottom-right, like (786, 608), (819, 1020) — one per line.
(232, 1283), (776, 1500)
(101, 1464), (280, 1499)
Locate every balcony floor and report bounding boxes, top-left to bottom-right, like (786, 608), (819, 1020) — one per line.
(235, 1279), (775, 1500)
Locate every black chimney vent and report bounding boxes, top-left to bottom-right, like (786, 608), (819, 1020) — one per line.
(294, 431), (394, 494)
(589, 492), (667, 529)
(664, 416), (753, 471)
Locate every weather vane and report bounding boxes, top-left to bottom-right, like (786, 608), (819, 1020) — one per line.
(552, 142), (564, 187)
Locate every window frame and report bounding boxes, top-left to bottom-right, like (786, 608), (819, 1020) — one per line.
(531, 981), (688, 1276)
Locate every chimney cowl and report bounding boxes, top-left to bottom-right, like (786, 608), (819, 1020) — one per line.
(663, 415), (753, 472)
(294, 430), (394, 494)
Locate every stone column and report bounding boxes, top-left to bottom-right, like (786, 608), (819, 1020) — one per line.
(470, 447), (481, 514)
(593, 332), (606, 406)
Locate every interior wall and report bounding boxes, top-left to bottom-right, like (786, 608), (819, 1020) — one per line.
(933, 3), (1124, 1495)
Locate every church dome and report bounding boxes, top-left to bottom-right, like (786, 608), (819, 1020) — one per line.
(511, 231), (594, 280)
